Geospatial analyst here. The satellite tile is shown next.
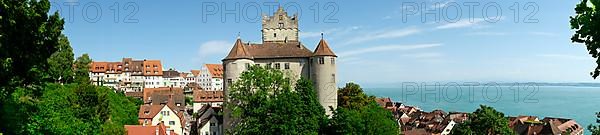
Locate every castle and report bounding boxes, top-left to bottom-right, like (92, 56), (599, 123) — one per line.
(222, 7), (338, 116)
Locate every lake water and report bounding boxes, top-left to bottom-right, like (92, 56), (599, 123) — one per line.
(364, 86), (600, 134)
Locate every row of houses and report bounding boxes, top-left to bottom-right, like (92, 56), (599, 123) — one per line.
(89, 58), (224, 92)
(375, 98), (584, 135)
(121, 86), (225, 135)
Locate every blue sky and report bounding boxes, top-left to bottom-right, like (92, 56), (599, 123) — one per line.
(51, 0), (597, 84)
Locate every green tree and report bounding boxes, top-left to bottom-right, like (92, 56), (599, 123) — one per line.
(589, 112), (600, 135)
(0, 0), (64, 99)
(0, 0), (65, 133)
(47, 34), (75, 84)
(226, 66), (326, 134)
(74, 54), (92, 83)
(570, 0), (600, 78)
(451, 105), (513, 135)
(337, 82), (375, 110)
(326, 83), (399, 135)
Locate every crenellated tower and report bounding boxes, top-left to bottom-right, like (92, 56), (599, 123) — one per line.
(262, 6), (299, 43)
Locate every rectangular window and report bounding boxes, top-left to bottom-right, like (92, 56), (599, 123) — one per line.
(227, 79), (232, 86)
(284, 63), (290, 69)
(267, 63), (272, 68)
(331, 58), (335, 65)
(318, 58), (325, 64)
(246, 63), (250, 69)
(275, 63), (280, 69)
(169, 121), (175, 125)
(210, 122), (215, 126)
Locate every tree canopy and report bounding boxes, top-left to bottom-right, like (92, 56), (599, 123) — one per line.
(450, 105), (514, 135)
(326, 82), (399, 135)
(571, 0), (600, 78)
(0, 0), (140, 134)
(226, 66), (327, 134)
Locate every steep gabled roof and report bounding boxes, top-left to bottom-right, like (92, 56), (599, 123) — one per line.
(313, 39), (336, 57)
(224, 38), (252, 60)
(205, 64), (223, 78)
(190, 70), (201, 77)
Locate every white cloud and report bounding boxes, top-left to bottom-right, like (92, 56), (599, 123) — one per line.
(436, 18), (486, 29)
(430, 0), (456, 9)
(342, 27), (421, 46)
(337, 43), (442, 57)
(537, 54), (592, 61)
(196, 40), (232, 63)
(466, 32), (507, 36)
(402, 52), (443, 58)
(300, 26), (362, 39)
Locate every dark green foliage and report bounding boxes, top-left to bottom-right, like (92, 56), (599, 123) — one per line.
(27, 83), (139, 135)
(589, 112), (600, 135)
(571, 0), (600, 78)
(337, 82), (375, 110)
(47, 34), (75, 84)
(226, 66), (327, 135)
(0, 0), (64, 101)
(450, 105), (514, 135)
(326, 83), (399, 135)
(74, 54), (92, 83)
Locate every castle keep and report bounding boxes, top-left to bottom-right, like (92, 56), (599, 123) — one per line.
(222, 7), (338, 116)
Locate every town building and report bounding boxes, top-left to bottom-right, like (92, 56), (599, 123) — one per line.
(89, 58), (164, 92)
(137, 87), (186, 135)
(199, 64), (223, 91)
(222, 7), (338, 129)
(193, 90), (224, 113)
(138, 104), (184, 135)
(124, 122), (176, 135)
(163, 69), (186, 88)
(193, 105), (223, 135)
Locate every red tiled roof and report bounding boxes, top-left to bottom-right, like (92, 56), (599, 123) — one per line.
(313, 39), (336, 57)
(142, 60), (163, 76)
(205, 64), (223, 78)
(90, 61), (123, 73)
(124, 122), (169, 135)
(190, 70), (201, 77)
(193, 90), (224, 102)
(223, 38), (315, 60)
(138, 104), (166, 119)
(224, 38), (252, 60)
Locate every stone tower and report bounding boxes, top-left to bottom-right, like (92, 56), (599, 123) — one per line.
(311, 38), (338, 116)
(262, 6), (298, 43)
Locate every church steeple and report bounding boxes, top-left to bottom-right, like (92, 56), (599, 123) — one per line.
(261, 6), (299, 43)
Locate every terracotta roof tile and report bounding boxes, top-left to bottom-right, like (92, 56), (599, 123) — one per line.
(193, 90), (224, 102)
(223, 38), (314, 60)
(142, 60), (163, 76)
(124, 123), (169, 135)
(313, 39), (336, 57)
(190, 70), (201, 77)
(224, 38), (252, 60)
(205, 64), (223, 78)
(90, 61), (123, 73)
